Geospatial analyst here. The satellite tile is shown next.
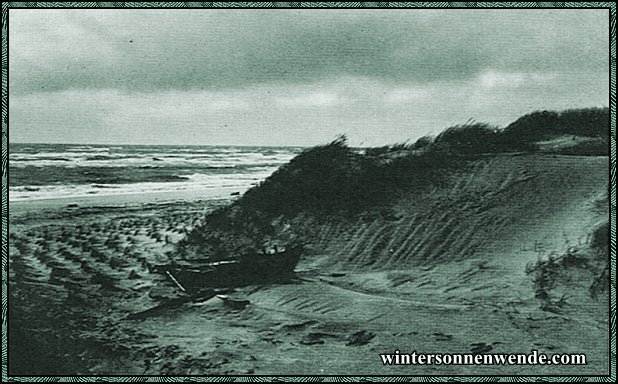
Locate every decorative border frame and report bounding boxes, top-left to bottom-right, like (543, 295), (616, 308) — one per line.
(1, 2), (615, 382)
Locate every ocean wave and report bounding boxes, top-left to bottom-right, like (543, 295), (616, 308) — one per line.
(179, 168), (277, 183)
(8, 145), (299, 199)
(12, 156), (73, 162)
(8, 174), (261, 202)
(66, 146), (110, 152)
(86, 155), (116, 161)
(10, 151), (297, 169)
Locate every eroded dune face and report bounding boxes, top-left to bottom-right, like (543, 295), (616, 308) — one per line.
(8, 148), (610, 375)
(161, 152), (609, 375)
(294, 155), (608, 270)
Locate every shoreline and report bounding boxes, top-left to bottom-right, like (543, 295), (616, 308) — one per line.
(8, 186), (245, 216)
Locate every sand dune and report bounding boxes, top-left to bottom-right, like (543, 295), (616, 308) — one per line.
(8, 151), (610, 375)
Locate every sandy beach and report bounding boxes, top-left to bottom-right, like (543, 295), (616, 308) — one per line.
(9, 186), (246, 214)
(8, 154), (610, 376)
(8, 190), (234, 374)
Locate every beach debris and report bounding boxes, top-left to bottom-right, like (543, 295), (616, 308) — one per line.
(165, 270), (187, 292)
(151, 243), (303, 291)
(125, 297), (190, 320)
(300, 332), (338, 345)
(216, 295), (250, 310)
(66, 203), (79, 208)
(432, 332), (454, 341)
(280, 320), (319, 332)
(346, 330), (375, 346)
(470, 342), (493, 354)
(126, 289), (216, 320)
(231, 191), (240, 196)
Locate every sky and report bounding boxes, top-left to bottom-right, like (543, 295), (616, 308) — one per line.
(8, 8), (609, 147)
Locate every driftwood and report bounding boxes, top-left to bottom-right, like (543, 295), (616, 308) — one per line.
(165, 270), (187, 292)
(125, 289), (216, 320)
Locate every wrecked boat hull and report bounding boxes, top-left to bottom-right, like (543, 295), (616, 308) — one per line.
(159, 245), (303, 291)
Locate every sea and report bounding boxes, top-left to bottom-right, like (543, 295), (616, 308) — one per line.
(8, 143), (303, 202)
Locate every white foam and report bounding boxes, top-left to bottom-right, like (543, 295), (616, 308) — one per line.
(10, 151), (297, 168)
(9, 168), (279, 202)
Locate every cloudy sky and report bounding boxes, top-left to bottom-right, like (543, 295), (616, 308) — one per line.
(9, 8), (609, 146)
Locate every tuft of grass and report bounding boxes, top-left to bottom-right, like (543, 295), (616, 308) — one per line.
(502, 107), (609, 152)
(365, 142), (412, 156)
(431, 122), (503, 155)
(526, 222), (609, 311)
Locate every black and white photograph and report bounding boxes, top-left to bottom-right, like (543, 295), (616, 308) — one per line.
(4, 4), (613, 378)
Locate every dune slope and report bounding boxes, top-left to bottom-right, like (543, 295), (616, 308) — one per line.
(169, 149), (609, 374)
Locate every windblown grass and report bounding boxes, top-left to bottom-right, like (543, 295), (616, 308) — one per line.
(502, 107), (609, 152)
(176, 107), (609, 260)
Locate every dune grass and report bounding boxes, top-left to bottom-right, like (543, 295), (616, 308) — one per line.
(525, 221), (609, 312)
(176, 107), (609, 260)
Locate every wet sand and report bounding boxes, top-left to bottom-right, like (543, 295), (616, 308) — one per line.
(9, 186), (245, 214)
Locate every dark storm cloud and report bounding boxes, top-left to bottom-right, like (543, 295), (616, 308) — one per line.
(9, 9), (608, 95)
(8, 9), (609, 146)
